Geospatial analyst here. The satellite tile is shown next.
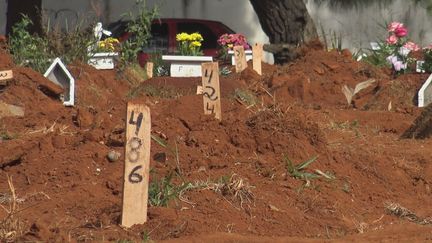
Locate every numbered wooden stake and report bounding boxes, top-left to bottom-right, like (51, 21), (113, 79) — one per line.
(252, 43), (263, 75)
(0, 70), (13, 84)
(201, 62), (222, 120)
(121, 103), (151, 228)
(146, 62), (154, 79)
(233, 46), (247, 73)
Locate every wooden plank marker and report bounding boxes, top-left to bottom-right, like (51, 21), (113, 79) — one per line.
(233, 46), (247, 73)
(201, 62), (222, 120)
(121, 102), (151, 228)
(0, 70), (13, 85)
(146, 62), (154, 79)
(252, 43), (263, 75)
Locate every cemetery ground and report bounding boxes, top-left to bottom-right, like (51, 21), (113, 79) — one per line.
(1, 41), (432, 242)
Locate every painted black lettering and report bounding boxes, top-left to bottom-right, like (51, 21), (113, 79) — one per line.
(129, 111), (144, 135)
(203, 86), (218, 101)
(128, 165), (143, 183)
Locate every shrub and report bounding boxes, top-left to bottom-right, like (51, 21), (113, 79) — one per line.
(120, 0), (159, 65)
(8, 15), (51, 73)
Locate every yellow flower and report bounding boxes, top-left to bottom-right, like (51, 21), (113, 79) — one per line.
(176, 33), (190, 42)
(190, 32), (203, 42)
(227, 44), (233, 48)
(190, 41), (202, 47)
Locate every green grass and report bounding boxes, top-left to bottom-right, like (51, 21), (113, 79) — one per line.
(285, 155), (320, 182)
(233, 88), (259, 107)
(148, 173), (190, 207)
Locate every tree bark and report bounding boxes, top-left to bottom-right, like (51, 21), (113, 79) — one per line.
(249, 0), (317, 64)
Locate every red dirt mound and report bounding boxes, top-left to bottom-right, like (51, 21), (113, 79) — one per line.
(1, 44), (432, 242)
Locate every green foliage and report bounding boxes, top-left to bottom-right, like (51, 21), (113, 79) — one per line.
(423, 49), (432, 72)
(233, 89), (259, 107)
(148, 52), (169, 76)
(8, 15), (51, 73)
(121, 0), (159, 65)
(148, 173), (189, 207)
(285, 155), (320, 182)
(362, 42), (394, 67)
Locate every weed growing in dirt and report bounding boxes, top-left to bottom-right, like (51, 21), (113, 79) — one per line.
(8, 15), (51, 73)
(284, 155), (335, 187)
(0, 131), (16, 141)
(319, 23), (343, 52)
(233, 89), (259, 107)
(148, 173), (190, 207)
(285, 156), (320, 183)
(190, 174), (255, 209)
(0, 176), (25, 242)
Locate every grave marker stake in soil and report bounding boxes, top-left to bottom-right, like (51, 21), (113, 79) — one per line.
(0, 70), (13, 85)
(121, 102), (151, 228)
(252, 43), (263, 75)
(201, 62), (222, 120)
(146, 62), (154, 79)
(234, 46), (247, 73)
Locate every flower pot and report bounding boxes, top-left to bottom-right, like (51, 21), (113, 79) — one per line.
(88, 52), (118, 70)
(162, 55), (213, 77)
(228, 50), (253, 65)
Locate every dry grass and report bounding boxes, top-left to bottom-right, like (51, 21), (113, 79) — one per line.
(385, 202), (432, 225)
(0, 176), (25, 242)
(189, 174), (255, 209)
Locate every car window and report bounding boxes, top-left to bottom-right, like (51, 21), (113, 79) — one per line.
(142, 23), (169, 53)
(177, 22), (218, 49)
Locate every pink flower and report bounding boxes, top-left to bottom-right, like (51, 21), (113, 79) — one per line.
(386, 35), (398, 45)
(388, 22), (404, 32)
(403, 41), (420, 51)
(394, 26), (408, 37)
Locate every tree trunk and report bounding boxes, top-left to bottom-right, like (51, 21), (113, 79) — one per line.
(249, 0), (317, 64)
(6, 0), (42, 36)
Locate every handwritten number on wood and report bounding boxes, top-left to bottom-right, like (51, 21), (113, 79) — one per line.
(203, 86), (218, 101)
(206, 103), (215, 114)
(129, 111), (144, 135)
(128, 165), (143, 183)
(205, 69), (213, 84)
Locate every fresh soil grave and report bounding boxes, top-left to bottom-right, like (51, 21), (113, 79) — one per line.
(0, 44), (432, 242)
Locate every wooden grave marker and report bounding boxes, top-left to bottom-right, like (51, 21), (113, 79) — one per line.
(0, 70), (13, 85)
(146, 62), (154, 79)
(252, 43), (263, 75)
(121, 102), (151, 228)
(201, 62), (221, 120)
(233, 46), (247, 73)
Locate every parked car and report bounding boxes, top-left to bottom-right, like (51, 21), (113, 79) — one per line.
(107, 18), (236, 66)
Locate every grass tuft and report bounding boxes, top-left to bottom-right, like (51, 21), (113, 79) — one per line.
(0, 176), (25, 243)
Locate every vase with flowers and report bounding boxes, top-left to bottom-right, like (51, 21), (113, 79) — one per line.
(162, 32), (213, 77)
(217, 33), (251, 65)
(88, 37), (120, 70)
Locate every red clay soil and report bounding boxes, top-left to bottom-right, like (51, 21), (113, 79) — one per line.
(1, 43), (432, 242)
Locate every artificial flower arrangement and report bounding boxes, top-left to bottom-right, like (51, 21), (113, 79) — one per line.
(95, 37), (120, 53)
(176, 32), (204, 56)
(384, 22), (419, 74)
(217, 33), (250, 59)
